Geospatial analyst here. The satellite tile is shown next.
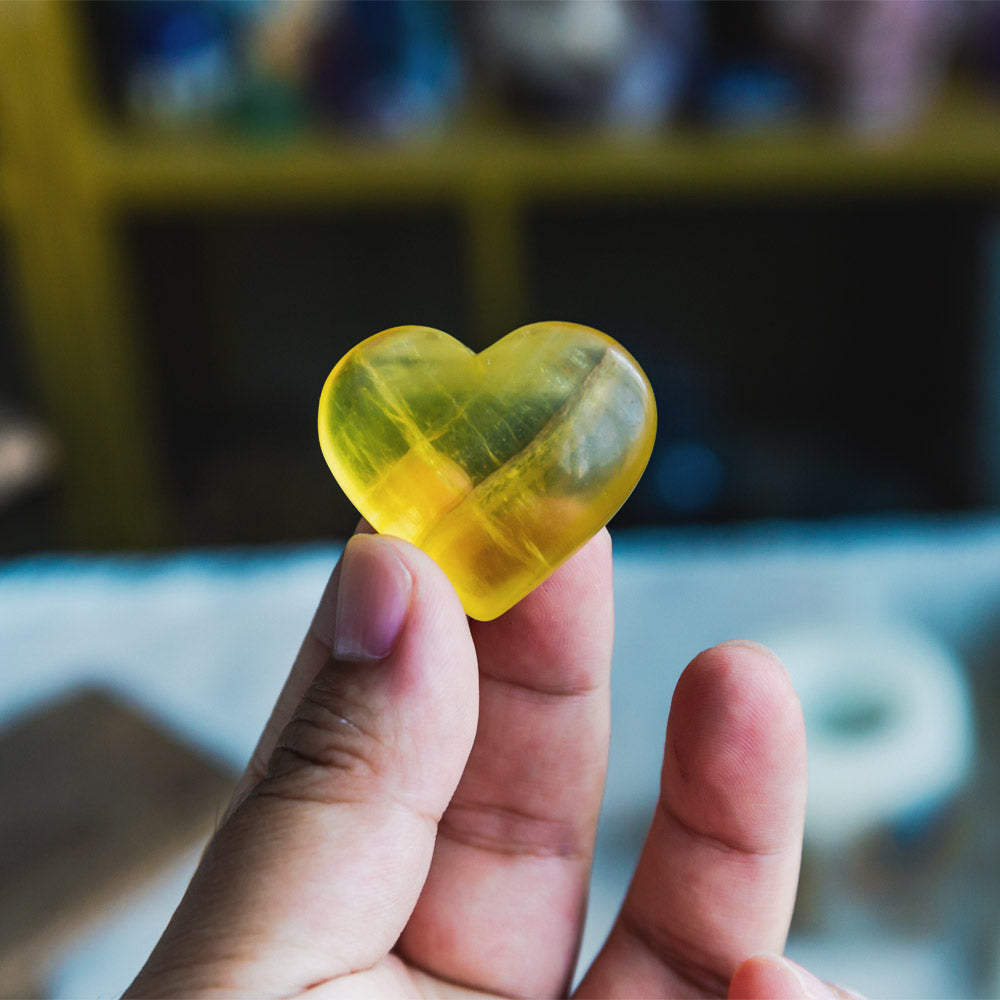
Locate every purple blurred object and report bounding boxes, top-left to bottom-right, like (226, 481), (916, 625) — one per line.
(769, 0), (968, 135)
(969, 1), (1000, 95)
(309, 0), (464, 139)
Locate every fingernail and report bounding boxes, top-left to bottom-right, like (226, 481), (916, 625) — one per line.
(759, 955), (838, 999)
(333, 534), (412, 662)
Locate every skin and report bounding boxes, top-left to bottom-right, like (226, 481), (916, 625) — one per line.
(126, 528), (861, 999)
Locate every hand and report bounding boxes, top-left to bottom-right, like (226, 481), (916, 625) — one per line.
(126, 528), (858, 999)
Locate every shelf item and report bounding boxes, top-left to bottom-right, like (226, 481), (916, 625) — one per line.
(0, 401), (57, 511)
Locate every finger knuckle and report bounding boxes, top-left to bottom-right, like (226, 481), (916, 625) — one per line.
(255, 668), (389, 805)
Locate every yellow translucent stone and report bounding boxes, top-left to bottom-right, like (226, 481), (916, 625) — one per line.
(318, 322), (657, 620)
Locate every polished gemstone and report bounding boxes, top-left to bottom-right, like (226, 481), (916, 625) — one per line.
(318, 322), (656, 620)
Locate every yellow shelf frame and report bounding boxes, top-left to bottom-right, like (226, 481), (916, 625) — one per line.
(93, 95), (1000, 205)
(0, 0), (168, 547)
(2, 0), (1000, 546)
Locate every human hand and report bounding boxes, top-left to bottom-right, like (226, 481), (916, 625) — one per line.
(126, 528), (860, 999)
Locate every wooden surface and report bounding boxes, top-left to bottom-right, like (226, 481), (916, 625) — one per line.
(0, 688), (236, 997)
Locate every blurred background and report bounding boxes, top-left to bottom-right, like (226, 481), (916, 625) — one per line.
(3, 0), (1000, 995)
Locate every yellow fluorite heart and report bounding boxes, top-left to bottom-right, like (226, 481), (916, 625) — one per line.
(318, 322), (656, 620)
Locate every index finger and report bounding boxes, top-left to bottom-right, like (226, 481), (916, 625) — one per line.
(398, 529), (615, 998)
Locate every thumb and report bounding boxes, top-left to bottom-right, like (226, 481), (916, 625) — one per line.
(127, 534), (479, 998)
(730, 955), (867, 1000)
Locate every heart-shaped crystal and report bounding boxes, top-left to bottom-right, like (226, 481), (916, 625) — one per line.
(318, 322), (656, 620)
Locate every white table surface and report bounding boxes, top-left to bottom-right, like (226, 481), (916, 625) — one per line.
(3, 513), (1000, 997)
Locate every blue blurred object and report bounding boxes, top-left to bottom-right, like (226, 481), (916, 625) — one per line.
(621, 350), (728, 521)
(309, 0), (464, 139)
(604, 0), (705, 131)
(651, 440), (726, 516)
(120, 0), (238, 127)
(701, 59), (808, 130)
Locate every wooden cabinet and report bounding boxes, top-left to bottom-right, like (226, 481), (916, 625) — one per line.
(2, 1), (1000, 546)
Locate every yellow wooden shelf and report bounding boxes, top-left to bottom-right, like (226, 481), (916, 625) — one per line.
(0, 164), (11, 222)
(77, 89), (1000, 210)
